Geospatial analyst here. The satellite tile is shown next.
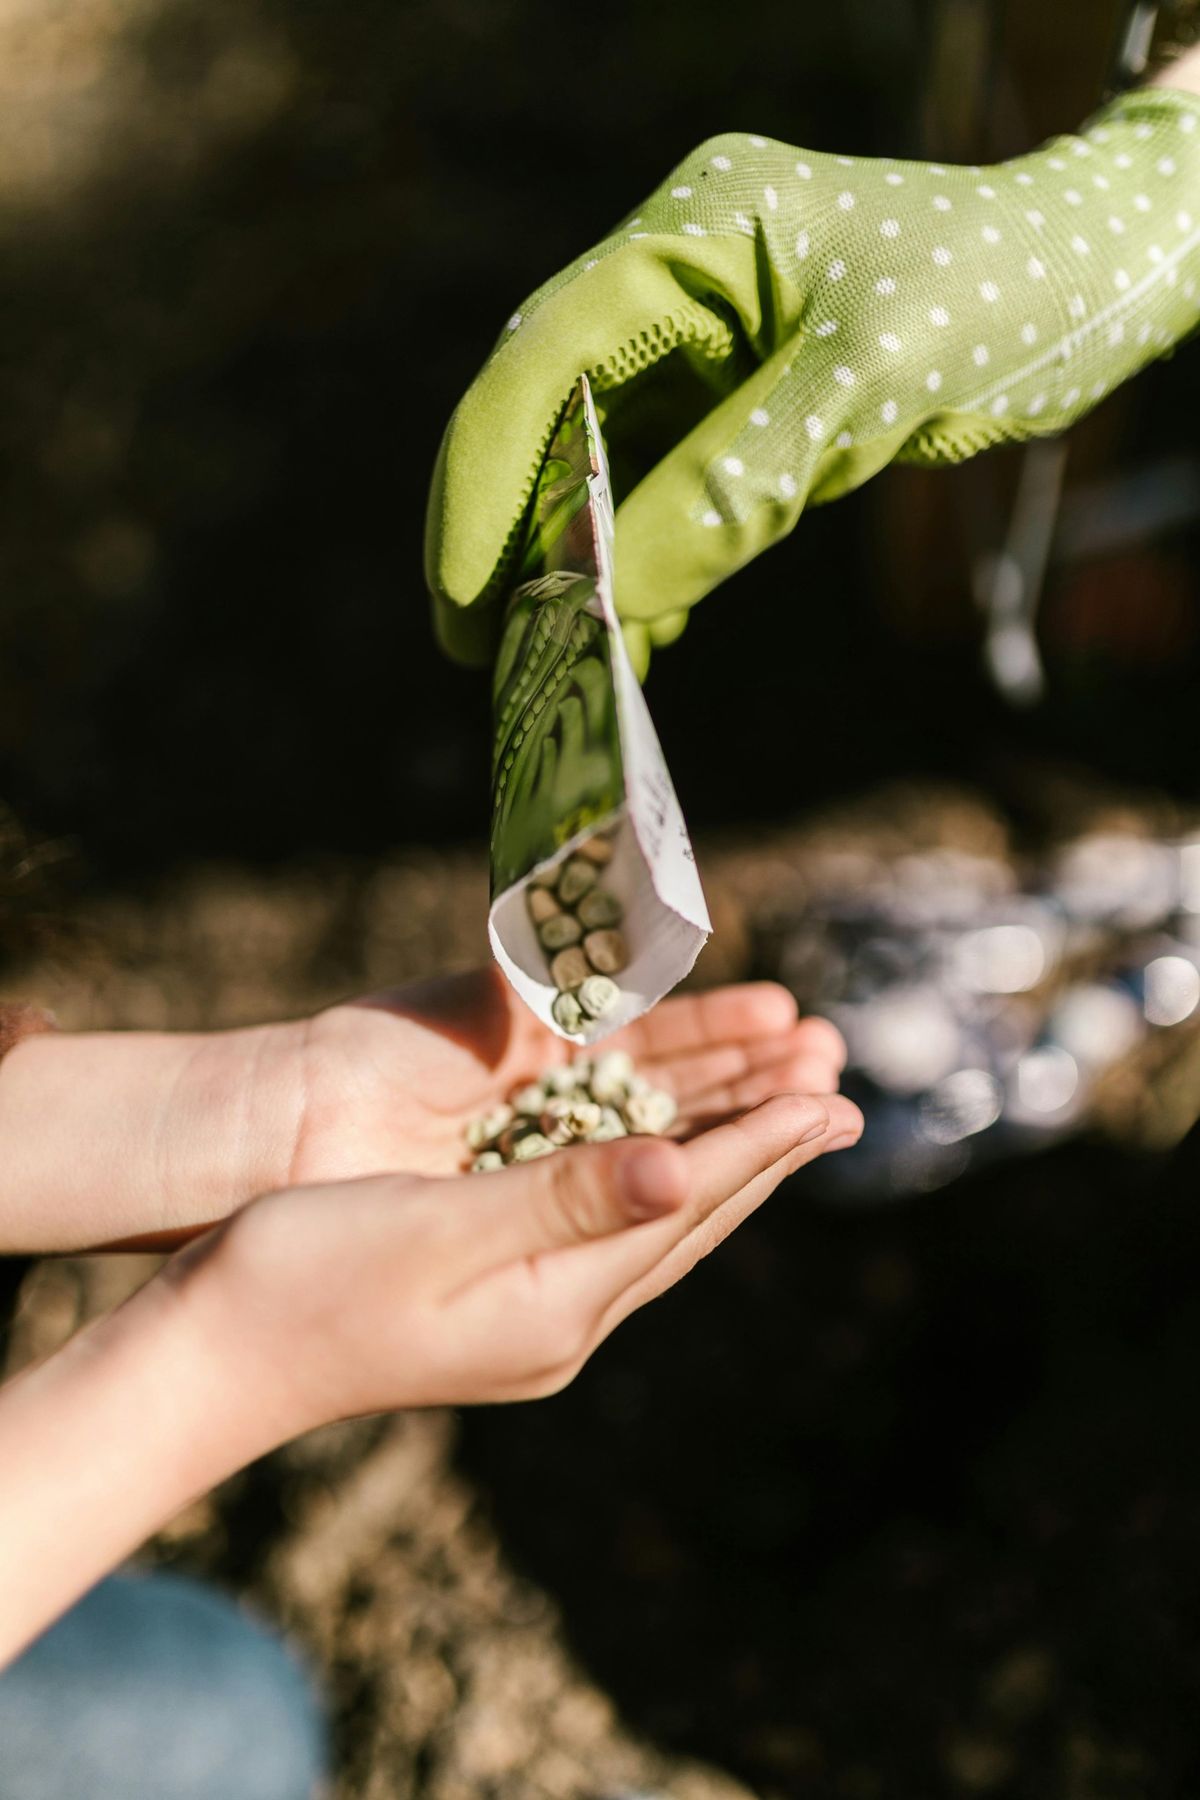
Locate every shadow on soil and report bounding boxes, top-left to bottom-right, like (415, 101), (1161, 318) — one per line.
(457, 1132), (1200, 1797)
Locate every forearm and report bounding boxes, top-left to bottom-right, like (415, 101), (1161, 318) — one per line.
(0, 1245), (270, 1664)
(0, 1024), (301, 1253)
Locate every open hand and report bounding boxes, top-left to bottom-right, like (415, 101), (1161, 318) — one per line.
(283, 966), (849, 1183)
(184, 1075), (862, 1429)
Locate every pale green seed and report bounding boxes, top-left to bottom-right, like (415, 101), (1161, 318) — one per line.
(578, 975), (619, 1019)
(557, 858), (598, 906)
(544, 1096), (603, 1139)
(551, 991), (585, 1034)
(589, 1051), (635, 1105)
(577, 888), (624, 930)
(511, 1131), (556, 1161)
(543, 1061), (584, 1093)
(589, 1106), (628, 1141)
(624, 1089), (678, 1136)
(465, 1104), (515, 1151)
(472, 1151), (504, 1173)
(539, 912), (583, 951)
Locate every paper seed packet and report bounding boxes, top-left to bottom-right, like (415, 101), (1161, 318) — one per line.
(488, 375), (711, 1043)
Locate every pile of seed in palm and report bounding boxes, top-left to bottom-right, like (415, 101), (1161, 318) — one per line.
(465, 1049), (677, 1169)
(527, 829), (629, 1033)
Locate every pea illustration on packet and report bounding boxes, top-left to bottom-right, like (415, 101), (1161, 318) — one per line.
(488, 375), (710, 1043)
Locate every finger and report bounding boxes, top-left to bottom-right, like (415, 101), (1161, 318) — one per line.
(673, 1091), (862, 1232)
(443, 1136), (690, 1285)
(599, 983), (799, 1063)
(536, 1091), (859, 1317)
(449, 1093), (861, 1388)
(678, 1051), (846, 1123)
(425, 237), (751, 665)
(449, 1092), (860, 1403)
(611, 332), (906, 627)
(597, 1092), (865, 1329)
(642, 1017), (847, 1108)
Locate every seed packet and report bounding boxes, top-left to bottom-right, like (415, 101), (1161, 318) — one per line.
(488, 375), (710, 1042)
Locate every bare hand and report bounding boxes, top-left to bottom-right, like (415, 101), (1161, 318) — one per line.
(283, 966), (849, 1182)
(184, 1076), (862, 1429)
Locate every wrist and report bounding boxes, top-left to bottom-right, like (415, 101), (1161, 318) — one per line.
(169, 1193), (324, 1448)
(0, 1021), (304, 1252)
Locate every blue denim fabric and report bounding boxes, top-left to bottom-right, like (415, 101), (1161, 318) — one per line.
(0, 1571), (328, 1800)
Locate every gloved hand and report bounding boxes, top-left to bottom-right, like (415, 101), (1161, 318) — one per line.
(426, 86), (1199, 672)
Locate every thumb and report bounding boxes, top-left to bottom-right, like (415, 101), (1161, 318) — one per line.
(426, 234), (768, 666)
(461, 1137), (688, 1269)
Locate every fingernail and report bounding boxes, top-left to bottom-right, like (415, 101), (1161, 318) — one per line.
(825, 1127), (863, 1153)
(755, 1096), (830, 1144)
(618, 1144), (683, 1220)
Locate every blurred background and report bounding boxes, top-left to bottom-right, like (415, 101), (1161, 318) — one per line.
(3, 0), (1200, 1795)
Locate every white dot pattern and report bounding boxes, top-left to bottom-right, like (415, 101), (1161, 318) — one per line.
(496, 94), (1200, 542)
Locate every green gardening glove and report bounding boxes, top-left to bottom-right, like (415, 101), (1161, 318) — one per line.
(427, 86), (1200, 671)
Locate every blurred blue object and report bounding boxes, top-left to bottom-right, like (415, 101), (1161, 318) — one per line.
(0, 1571), (328, 1800)
(756, 827), (1200, 1202)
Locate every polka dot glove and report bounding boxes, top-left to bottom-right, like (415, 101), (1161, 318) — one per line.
(427, 87), (1200, 671)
